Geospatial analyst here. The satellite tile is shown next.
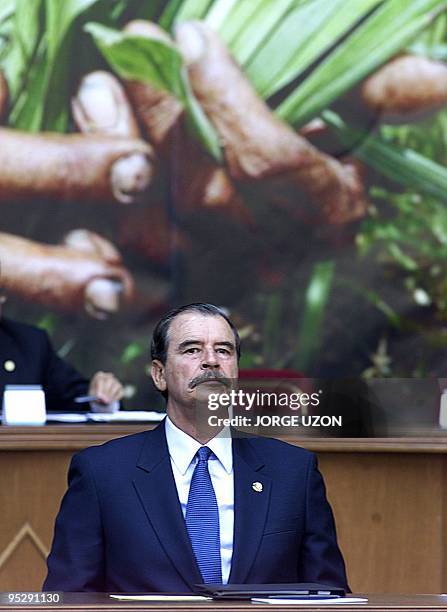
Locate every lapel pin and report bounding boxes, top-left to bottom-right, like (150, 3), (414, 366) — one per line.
(252, 481), (263, 493)
(4, 360), (15, 372)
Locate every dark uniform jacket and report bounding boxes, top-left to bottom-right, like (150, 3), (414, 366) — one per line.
(0, 318), (88, 412)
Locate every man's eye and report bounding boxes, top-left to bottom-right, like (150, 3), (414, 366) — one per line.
(184, 347), (200, 354)
(217, 348), (231, 355)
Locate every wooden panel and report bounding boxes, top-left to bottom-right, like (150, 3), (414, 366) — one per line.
(1, 428), (447, 592)
(320, 453), (445, 593)
(1, 426), (447, 451)
(0, 450), (72, 591)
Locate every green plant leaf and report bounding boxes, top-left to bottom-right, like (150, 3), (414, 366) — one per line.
(229, 0), (303, 68)
(277, 0), (447, 127)
(324, 110), (447, 204)
(1, 0), (43, 105)
(294, 260), (335, 371)
(387, 243), (419, 271)
(0, 0), (15, 25)
(205, 0), (241, 31)
(216, 0), (288, 52)
(86, 22), (222, 160)
(409, 41), (447, 59)
(160, 0), (213, 29)
(212, 0), (259, 43)
(7, 0), (104, 131)
(86, 22), (184, 92)
(121, 341), (145, 364)
(158, 0), (185, 30)
(245, 0), (381, 98)
(44, 0), (105, 131)
(8, 41), (47, 129)
(171, 0), (213, 25)
(338, 278), (403, 329)
(45, 0), (101, 60)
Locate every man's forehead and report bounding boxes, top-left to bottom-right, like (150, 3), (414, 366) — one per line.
(167, 312), (234, 345)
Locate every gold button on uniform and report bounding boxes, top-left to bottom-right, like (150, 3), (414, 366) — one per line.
(4, 360), (16, 372)
(252, 481), (263, 493)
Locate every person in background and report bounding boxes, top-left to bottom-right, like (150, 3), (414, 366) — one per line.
(0, 296), (123, 412)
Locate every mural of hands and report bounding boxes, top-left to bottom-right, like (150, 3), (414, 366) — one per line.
(1, 0), (447, 390)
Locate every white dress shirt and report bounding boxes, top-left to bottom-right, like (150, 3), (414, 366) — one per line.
(165, 416), (234, 583)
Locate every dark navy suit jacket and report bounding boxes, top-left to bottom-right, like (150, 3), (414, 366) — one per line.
(0, 318), (88, 412)
(43, 421), (348, 592)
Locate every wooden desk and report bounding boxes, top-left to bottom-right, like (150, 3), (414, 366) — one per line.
(0, 426), (446, 594)
(1, 593), (447, 612)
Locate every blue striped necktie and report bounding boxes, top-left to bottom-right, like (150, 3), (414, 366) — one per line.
(185, 446), (222, 583)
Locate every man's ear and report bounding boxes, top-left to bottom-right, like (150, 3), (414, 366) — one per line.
(151, 359), (167, 392)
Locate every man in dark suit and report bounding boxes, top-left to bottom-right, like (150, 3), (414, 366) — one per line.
(44, 303), (348, 592)
(0, 313), (123, 412)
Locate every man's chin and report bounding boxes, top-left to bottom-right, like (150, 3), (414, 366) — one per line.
(193, 381), (227, 402)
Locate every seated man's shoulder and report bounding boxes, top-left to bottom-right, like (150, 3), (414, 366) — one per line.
(2, 317), (48, 344)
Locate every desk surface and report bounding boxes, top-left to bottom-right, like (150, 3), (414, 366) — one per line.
(1, 594), (447, 612)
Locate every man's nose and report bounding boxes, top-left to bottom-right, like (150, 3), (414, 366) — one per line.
(201, 349), (220, 369)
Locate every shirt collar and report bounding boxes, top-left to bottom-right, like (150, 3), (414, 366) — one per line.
(165, 416), (233, 475)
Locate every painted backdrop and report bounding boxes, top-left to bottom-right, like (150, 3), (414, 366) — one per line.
(1, 0), (447, 423)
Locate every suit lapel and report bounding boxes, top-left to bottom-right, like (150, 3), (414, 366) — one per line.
(229, 436), (272, 584)
(133, 421), (202, 589)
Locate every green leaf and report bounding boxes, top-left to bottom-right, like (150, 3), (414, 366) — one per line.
(86, 22), (184, 93)
(86, 22), (222, 160)
(7, 0), (104, 131)
(2, 0), (43, 104)
(338, 279), (403, 329)
(277, 0), (447, 127)
(45, 0), (100, 60)
(245, 0), (381, 98)
(324, 110), (447, 204)
(212, 0), (296, 55)
(14, 0), (42, 59)
(229, 0), (302, 68)
(121, 341), (145, 364)
(36, 313), (57, 336)
(0, 0), (15, 25)
(181, 77), (223, 161)
(294, 260), (335, 371)
(214, 0), (259, 44)
(409, 41), (447, 59)
(205, 0), (241, 31)
(9, 41), (47, 129)
(387, 243), (419, 271)
(158, 0), (185, 30)
(171, 0), (214, 24)
(44, 0), (103, 130)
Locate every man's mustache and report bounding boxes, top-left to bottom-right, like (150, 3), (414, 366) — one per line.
(189, 371), (230, 389)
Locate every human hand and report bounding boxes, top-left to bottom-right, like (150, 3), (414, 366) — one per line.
(118, 20), (366, 225)
(89, 371), (124, 405)
(0, 230), (134, 318)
